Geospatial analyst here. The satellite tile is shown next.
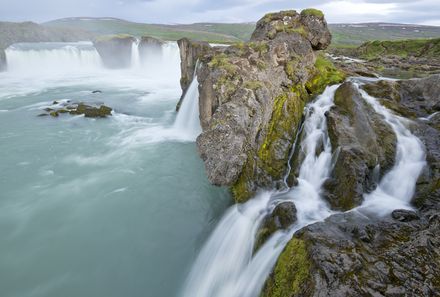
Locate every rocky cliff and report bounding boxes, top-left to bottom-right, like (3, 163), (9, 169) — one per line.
(178, 9), (345, 202)
(93, 34), (136, 69)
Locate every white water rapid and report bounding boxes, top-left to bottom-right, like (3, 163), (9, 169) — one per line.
(354, 82), (426, 216)
(180, 85), (339, 297)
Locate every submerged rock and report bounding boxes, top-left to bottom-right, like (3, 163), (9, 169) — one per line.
(178, 9), (345, 202)
(93, 34), (136, 69)
(38, 102), (112, 118)
(256, 201), (297, 250)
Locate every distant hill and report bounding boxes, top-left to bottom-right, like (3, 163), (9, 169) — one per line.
(0, 21), (94, 50)
(44, 18), (440, 47)
(44, 17), (250, 44)
(329, 23), (440, 47)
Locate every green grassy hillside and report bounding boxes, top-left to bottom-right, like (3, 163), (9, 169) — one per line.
(44, 18), (440, 46)
(354, 38), (440, 59)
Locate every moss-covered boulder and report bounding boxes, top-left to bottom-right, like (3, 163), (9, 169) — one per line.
(38, 101), (112, 118)
(183, 9), (345, 202)
(324, 82), (397, 210)
(93, 34), (136, 69)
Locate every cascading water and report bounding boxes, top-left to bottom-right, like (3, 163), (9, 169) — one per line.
(353, 82), (426, 216)
(180, 85), (339, 297)
(180, 79), (427, 297)
(131, 39), (141, 69)
(173, 76), (202, 140)
(5, 42), (102, 74)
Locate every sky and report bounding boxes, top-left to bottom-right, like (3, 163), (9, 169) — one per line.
(0, 0), (439, 26)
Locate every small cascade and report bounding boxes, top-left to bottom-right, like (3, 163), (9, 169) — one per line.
(131, 39), (141, 69)
(180, 85), (339, 297)
(5, 42), (102, 74)
(354, 83), (426, 215)
(173, 76), (202, 140)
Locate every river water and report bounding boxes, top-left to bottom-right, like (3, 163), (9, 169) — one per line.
(0, 42), (231, 297)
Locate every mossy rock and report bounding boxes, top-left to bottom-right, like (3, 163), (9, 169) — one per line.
(306, 54), (346, 95)
(301, 8), (324, 19)
(261, 238), (312, 297)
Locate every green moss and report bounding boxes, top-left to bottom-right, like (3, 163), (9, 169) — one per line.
(300, 8), (324, 18)
(208, 53), (239, 75)
(261, 238), (312, 297)
(306, 54), (346, 95)
(258, 86), (307, 178)
(95, 34), (134, 42)
(243, 80), (264, 90)
(357, 38), (440, 60)
(248, 41), (269, 54)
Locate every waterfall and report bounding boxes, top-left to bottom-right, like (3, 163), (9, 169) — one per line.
(354, 83), (426, 216)
(173, 76), (202, 140)
(180, 79), (427, 297)
(131, 39), (141, 69)
(5, 42), (102, 74)
(180, 85), (339, 297)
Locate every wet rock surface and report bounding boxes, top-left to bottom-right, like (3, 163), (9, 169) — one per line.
(324, 82), (397, 210)
(38, 100), (112, 118)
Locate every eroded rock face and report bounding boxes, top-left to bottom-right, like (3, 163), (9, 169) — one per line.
(176, 38), (211, 111)
(93, 35), (136, 69)
(324, 82), (397, 210)
(178, 9), (344, 201)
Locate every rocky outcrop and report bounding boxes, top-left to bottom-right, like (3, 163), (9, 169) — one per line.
(324, 82), (397, 210)
(176, 38), (211, 111)
(93, 35), (136, 69)
(38, 101), (112, 118)
(179, 9), (345, 202)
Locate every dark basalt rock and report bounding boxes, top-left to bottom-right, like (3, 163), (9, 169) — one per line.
(93, 35), (136, 69)
(391, 209), (420, 222)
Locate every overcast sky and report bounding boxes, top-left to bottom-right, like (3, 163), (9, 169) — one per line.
(0, 0), (439, 26)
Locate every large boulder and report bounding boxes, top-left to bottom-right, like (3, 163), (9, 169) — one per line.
(324, 82), (397, 210)
(181, 9), (344, 202)
(93, 35), (136, 69)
